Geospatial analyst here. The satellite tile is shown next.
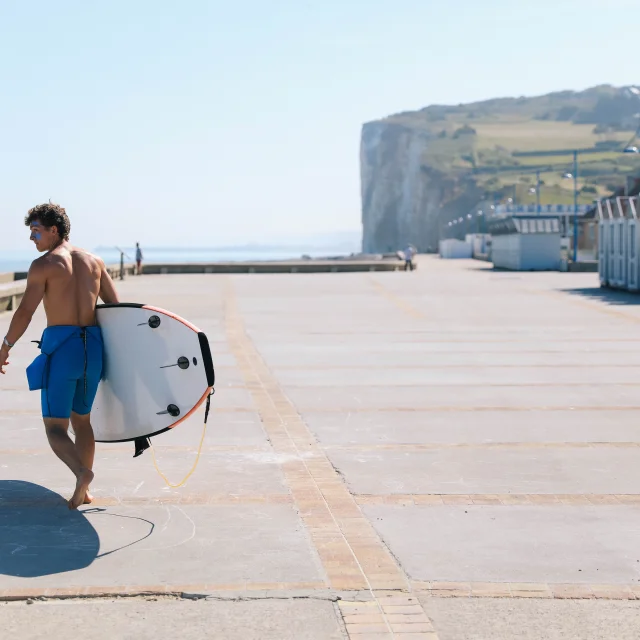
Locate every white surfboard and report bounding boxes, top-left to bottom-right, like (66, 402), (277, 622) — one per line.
(91, 303), (215, 443)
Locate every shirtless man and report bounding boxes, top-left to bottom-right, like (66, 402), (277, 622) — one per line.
(0, 202), (120, 509)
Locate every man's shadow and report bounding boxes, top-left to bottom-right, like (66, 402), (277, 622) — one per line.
(0, 480), (99, 577)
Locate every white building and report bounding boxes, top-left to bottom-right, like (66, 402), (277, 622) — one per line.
(488, 216), (561, 271)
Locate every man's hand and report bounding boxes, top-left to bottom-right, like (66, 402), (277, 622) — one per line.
(0, 345), (10, 374)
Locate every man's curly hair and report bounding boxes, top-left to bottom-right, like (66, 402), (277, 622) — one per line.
(24, 202), (71, 241)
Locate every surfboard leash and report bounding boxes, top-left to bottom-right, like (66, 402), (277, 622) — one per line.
(149, 388), (215, 488)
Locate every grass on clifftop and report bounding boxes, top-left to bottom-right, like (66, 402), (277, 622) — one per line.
(380, 84), (640, 204)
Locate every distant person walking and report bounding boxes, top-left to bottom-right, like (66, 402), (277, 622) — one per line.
(403, 244), (416, 271)
(135, 242), (143, 275)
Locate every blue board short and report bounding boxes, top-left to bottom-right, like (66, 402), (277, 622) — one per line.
(32, 326), (104, 419)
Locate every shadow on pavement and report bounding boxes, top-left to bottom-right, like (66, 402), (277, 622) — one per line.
(561, 287), (640, 306)
(0, 480), (99, 577)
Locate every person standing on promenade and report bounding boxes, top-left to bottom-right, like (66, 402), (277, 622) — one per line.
(0, 202), (120, 509)
(404, 244), (416, 271)
(135, 242), (143, 275)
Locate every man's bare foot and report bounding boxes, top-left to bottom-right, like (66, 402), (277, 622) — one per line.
(68, 469), (94, 510)
(83, 491), (94, 505)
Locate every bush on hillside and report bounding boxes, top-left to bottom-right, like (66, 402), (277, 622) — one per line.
(452, 125), (477, 138)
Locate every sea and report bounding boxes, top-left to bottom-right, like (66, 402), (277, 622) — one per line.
(1, 240), (362, 274)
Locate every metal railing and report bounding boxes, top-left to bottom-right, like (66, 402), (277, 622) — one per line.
(115, 246), (133, 280)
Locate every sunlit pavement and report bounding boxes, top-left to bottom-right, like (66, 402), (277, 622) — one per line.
(2, 257), (640, 639)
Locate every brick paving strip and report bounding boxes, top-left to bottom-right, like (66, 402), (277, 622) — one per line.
(411, 581), (640, 600)
(224, 278), (439, 639)
(222, 406), (640, 413)
(9, 492), (640, 509)
(327, 442), (640, 451)
(12, 405), (640, 415)
(270, 363), (640, 368)
(8, 442), (640, 457)
(0, 445), (272, 455)
(10, 492), (640, 508)
(0, 494), (295, 507)
(355, 494), (640, 506)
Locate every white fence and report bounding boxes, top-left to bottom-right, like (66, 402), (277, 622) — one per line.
(598, 197), (640, 291)
(439, 239), (473, 259)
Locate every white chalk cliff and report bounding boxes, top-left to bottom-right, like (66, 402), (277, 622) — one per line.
(360, 121), (440, 254)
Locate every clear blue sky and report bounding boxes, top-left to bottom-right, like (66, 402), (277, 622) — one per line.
(2, 0), (638, 250)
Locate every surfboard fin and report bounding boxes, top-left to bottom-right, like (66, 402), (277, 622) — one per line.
(134, 437), (151, 458)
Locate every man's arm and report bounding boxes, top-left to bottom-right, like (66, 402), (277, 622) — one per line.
(0, 262), (46, 373)
(98, 260), (120, 305)
(6, 262), (46, 345)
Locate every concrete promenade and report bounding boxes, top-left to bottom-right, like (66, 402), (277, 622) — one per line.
(1, 256), (640, 639)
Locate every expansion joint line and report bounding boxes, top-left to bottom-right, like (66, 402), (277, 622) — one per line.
(368, 277), (426, 320)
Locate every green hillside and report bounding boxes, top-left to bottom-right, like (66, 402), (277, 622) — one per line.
(384, 85), (640, 206)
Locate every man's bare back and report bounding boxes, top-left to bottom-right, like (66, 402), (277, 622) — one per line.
(38, 245), (115, 328)
(0, 202), (119, 510)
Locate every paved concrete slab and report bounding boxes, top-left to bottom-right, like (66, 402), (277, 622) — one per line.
(365, 504), (640, 583)
(328, 448), (640, 495)
(3, 259), (640, 636)
(270, 349), (640, 367)
(0, 385), (254, 412)
(0, 449), (290, 500)
(275, 366), (640, 386)
(0, 500), (323, 589)
(422, 597), (640, 640)
(0, 411), (269, 449)
(0, 598), (344, 640)
(151, 411), (269, 448)
(258, 338), (640, 353)
(304, 410), (640, 444)
(284, 384), (640, 410)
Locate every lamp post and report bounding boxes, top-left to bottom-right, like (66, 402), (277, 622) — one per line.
(561, 151), (579, 262)
(572, 150), (578, 262)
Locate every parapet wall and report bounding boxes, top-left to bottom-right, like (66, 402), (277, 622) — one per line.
(0, 259), (405, 312)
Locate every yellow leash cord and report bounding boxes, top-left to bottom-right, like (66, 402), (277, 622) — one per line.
(150, 389), (214, 488)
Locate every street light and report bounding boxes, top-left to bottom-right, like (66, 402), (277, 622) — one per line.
(622, 87), (640, 156)
(529, 170), (542, 204)
(561, 150), (579, 262)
